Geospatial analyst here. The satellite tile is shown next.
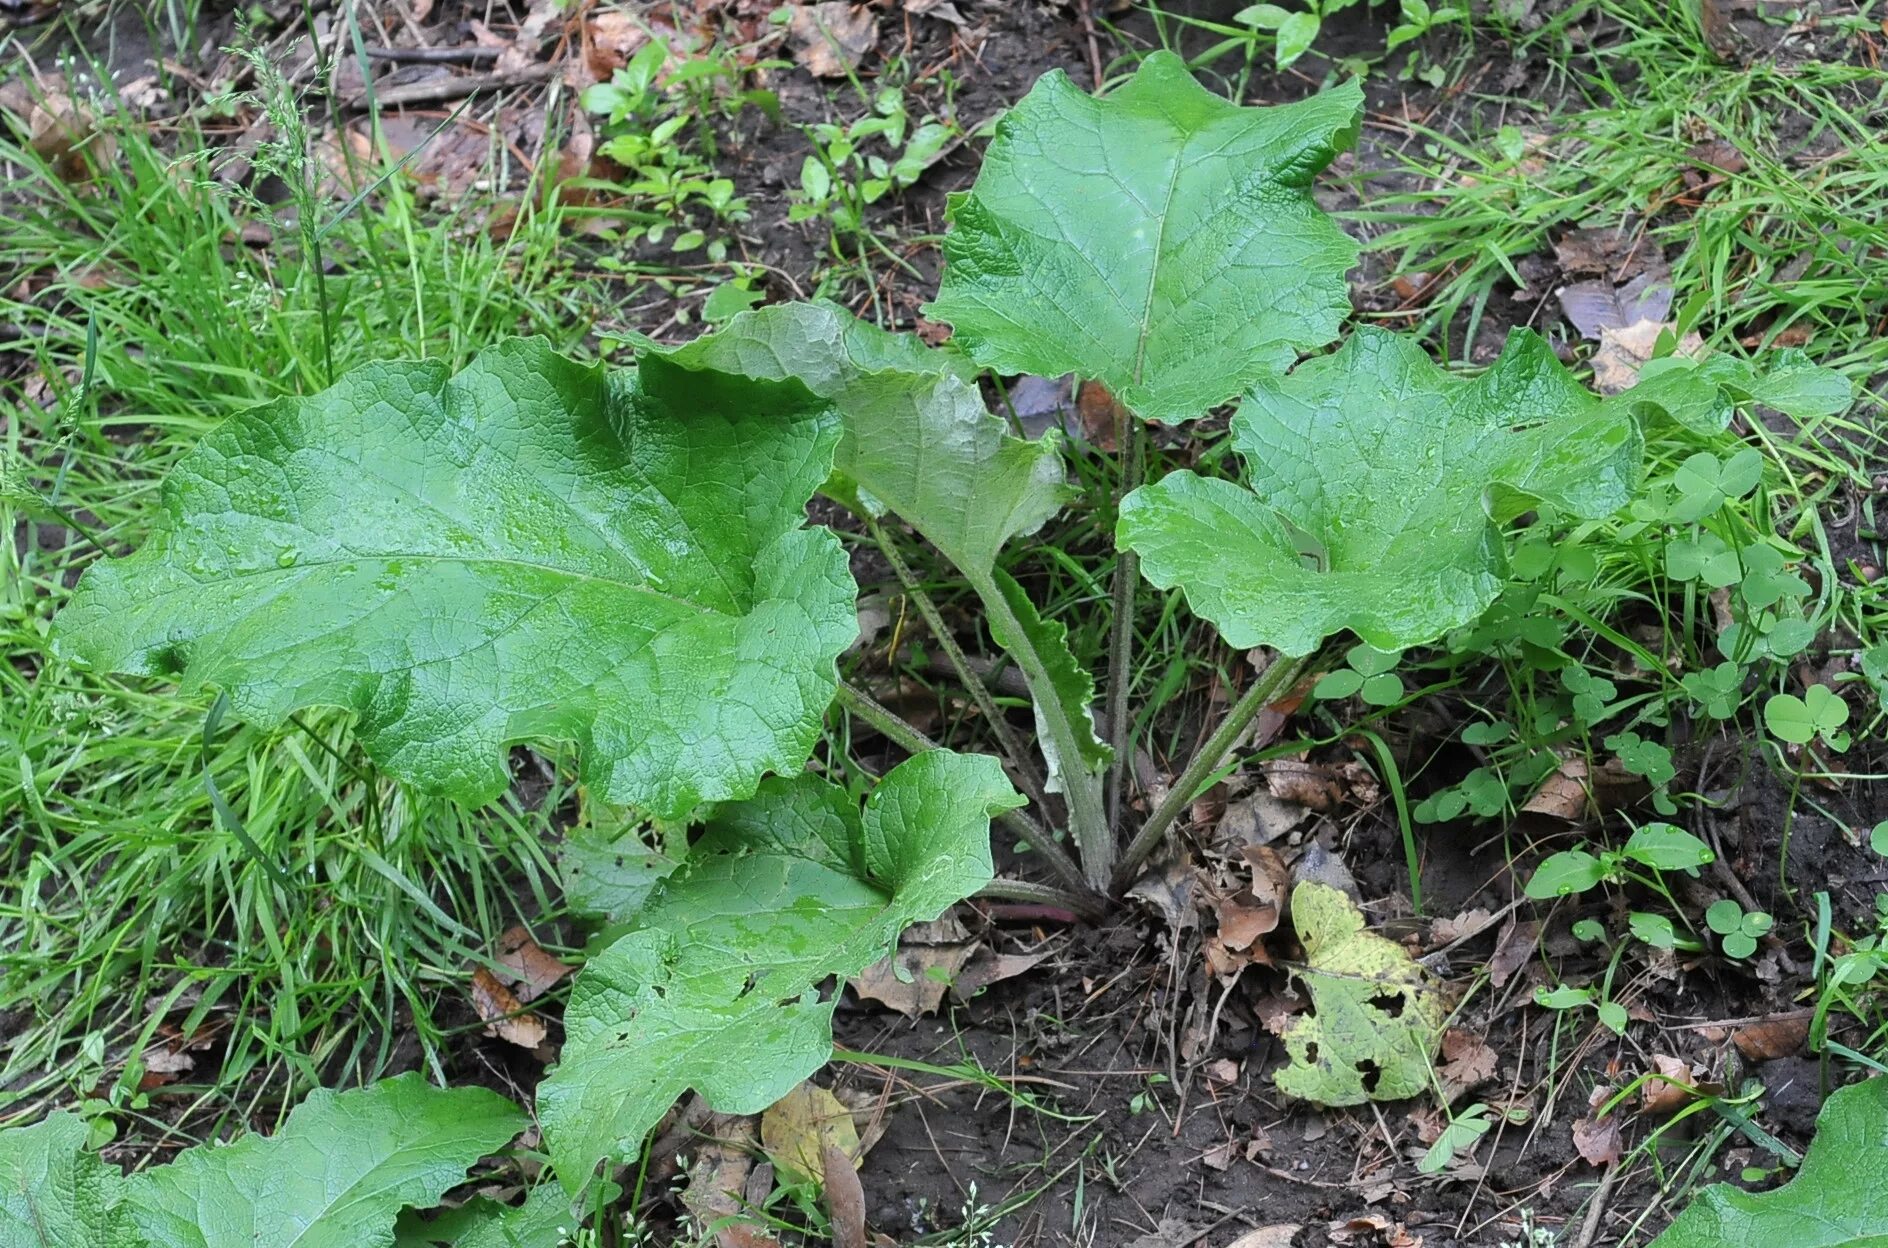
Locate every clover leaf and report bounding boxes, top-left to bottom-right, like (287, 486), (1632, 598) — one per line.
(1120, 328), (1642, 656)
(925, 51), (1363, 424)
(54, 340), (859, 820)
(1275, 881), (1444, 1105)
(538, 751), (1022, 1191)
(1651, 1076), (1888, 1247)
(1764, 685), (1849, 748)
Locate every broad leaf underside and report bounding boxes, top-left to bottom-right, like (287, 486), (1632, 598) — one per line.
(926, 51), (1364, 425)
(538, 751), (1022, 1191)
(1120, 327), (1642, 656)
(56, 339), (858, 819)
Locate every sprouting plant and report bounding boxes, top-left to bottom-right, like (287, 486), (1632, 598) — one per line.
(1418, 1100), (1525, 1173)
(580, 36), (772, 256)
(1705, 898), (1774, 960)
(792, 86), (953, 244)
(1536, 980), (1631, 1036)
(1524, 822), (1715, 902)
(42, 51), (1845, 1203)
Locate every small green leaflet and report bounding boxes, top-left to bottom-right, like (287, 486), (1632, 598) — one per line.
(395, 1186), (579, 1248)
(0, 1111), (130, 1247)
(55, 339), (858, 820)
(1649, 1077), (1888, 1247)
(1618, 348), (1853, 435)
(1120, 327), (1642, 656)
(925, 52), (1363, 425)
(538, 751), (1022, 1192)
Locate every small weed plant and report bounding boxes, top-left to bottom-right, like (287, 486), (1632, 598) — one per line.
(6, 52), (1867, 1238)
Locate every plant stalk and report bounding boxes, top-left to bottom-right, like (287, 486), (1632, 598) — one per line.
(833, 681), (1095, 899)
(966, 573), (1115, 891)
(867, 518), (1051, 811)
(977, 877), (1106, 921)
(1103, 404), (1145, 834)
(1111, 651), (1315, 893)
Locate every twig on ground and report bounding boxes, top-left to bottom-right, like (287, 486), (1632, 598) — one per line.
(341, 63), (555, 110)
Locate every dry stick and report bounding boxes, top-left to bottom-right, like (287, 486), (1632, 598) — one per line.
(833, 681), (1096, 902)
(868, 518), (1051, 811)
(341, 63), (556, 110)
(1102, 403), (1145, 836)
(1111, 651), (1316, 892)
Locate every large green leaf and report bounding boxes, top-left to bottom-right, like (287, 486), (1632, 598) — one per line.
(1119, 327), (1641, 656)
(126, 1075), (524, 1248)
(647, 301), (1066, 577)
(0, 1111), (129, 1247)
(925, 51), (1363, 425)
(1650, 1077), (1888, 1247)
(55, 339), (858, 819)
(537, 751), (1022, 1191)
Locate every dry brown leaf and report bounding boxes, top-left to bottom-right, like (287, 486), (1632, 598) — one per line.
(1640, 1054), (1697, 1115)
(1522, 753), (1590, 819)
(1554, 227), (1659, 280)
(950, 948), (1048, 1001)
(1428, 907), (1495, 948)
(1264, 759), (1377, 811)
(586, 9), (652, 77)
(788, 3), (878, 77)
(1214, 790), (1310, 851)
(0, 75), (116, 182)
(1572, 1113), (1622, 1166)
(470, 967), (549, 1049)
(1437, 1029), (1498, 1101)
(761, 1083), (860, 1187)
(850, 914), (976, 1018)
(823, 1142), (868, 1248)
(906, 0), (968, 24)
(1590, 320), (1706, 395)
(1204, 1058), (1241, 1087)
(1487, 916), (1538, 989)
(1201, 1139), (1236, 1171)
(683, 1114), (782, 1248)
(495, 924), (573, 1002)
(1226, 1227), (1302, 1248)
(1731, 1015), (1809, 1061)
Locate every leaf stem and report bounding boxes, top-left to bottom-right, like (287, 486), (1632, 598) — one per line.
(967, 573), (1115, 891)
(1111, 650), (1316, 893)
(1103, 401), (1145, 833)
(867, 518), (1051, 811)
(833, 680), (1094, 899)
(977, 876), (1106, 921)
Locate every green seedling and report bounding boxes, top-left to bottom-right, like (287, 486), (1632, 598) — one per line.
(792, 87), (952, 242)
(1535, 982), (1630, 1036)
(1524, 822), (1714, 901)
(1312, 642), (1405, 705)
(1763, 684), (1850, 750)
(1705, 898), (1774, 960)
(1418, 1101), (1522, 1174)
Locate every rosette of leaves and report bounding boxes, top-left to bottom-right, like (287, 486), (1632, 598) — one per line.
(1119, 327), (1643, 657)
(924, 50), (1365, 425)
(538, 751), (1022, 1190)
(55, 339), (859, 819)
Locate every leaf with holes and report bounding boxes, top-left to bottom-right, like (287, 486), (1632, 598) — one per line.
(1120, 327), (1642, 656)
(925, 51), (1363, 424)
(1275, 881), (1444, 1105)
(537, 751), (1022, 1191)
(1650, 1076), (1888, 1247)
(54, 339), (858, 820)
(127, 1074), (524, 1248)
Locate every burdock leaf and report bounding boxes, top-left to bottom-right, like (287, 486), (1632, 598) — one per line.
(925, 51), (1363, 424)
(647, 301), (1066, 578)
(0, 1112), (130, 1247)
(55, 339), (858, 820)
(538, 752), (1022, 1191)
(127, 1075), (523, 1248)
(1120, 328), (1640, 656)
(1650, 1076), (1888, 1247)
(1275, 882), (1444, 1105)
